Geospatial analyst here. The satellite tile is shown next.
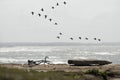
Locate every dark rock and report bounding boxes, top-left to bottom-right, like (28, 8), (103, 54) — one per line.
(68, 59), (112, 66)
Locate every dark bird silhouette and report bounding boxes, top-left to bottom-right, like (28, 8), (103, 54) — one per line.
(59, 32), (62, 35)
(85, 37), (88, 40)
(38, 13), (41, 17)
(63, 1), (67, 5)
(44, 15), (47, 19)
(70, 37), (73, 40)
(79, 37), (81, 39)
(52, 6), (55, 9)
(57, 36), (60, 39)
(31, 12), (34, 15)
(41, 8), (44, 11)
(49, 18), (52, 22)
(98, 39), (101, 41)
(55, 23), (58, 25)
(56, 3), (59, 6)
(94, 38), (97, 40)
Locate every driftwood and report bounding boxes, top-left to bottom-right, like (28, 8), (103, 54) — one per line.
(28, 56), (50, 67)
(68, 59), (112, 66)
(28, 60), (50, 66)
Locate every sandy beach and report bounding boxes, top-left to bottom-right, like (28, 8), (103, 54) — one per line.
(0, 64), (120, 80)
(0, 63), (120, 79)
(0, 64), (120, 72)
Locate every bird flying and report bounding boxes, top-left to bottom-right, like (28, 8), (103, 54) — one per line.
(55, 23), (58, 25)
(57, 36), (60, 39)
(85, 37), (88, 40)
(52, 6), (55, 9)
(49, 19), (52, 21)
(38, 13), (41, 17)
(41, 8), (44, 11)
(45, 15), (47, 19)
(56, 3), (59, 6)
(31, 12), (34, 15)
(94, 38), (97, 40)
(59, 32), (62, 35)
(63, 1), (66, 5)
(70, 37), (73, 40)
(98, 39), (101, 41)
(79, 37), (81, 39)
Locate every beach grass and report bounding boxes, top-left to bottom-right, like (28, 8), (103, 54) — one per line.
(0, 66), (107, 80)
(85, 69), (108, 80)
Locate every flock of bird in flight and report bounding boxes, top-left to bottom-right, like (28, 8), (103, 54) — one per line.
(31, 1), (101, 42)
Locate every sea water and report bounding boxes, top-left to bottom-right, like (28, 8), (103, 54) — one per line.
(0, 43), (120, 64)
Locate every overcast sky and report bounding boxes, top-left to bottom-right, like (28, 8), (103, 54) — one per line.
(0, 0), (120, 43)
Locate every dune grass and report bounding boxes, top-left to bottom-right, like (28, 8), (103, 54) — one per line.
(0, 66), (105, 80)
(85, 69), (108, 80)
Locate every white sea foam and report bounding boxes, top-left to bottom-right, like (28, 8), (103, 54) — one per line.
(84, 51), (89, 54)
(0, 57), (66, 64)
(93, 52), (115, 55)
(0, 47), (53, 52)
(73, 57), (88, 59)
(52, 61), (66, 64)
(0, 58), (18, 63)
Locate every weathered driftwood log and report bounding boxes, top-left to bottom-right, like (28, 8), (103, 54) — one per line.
(68, 59), (112, 66)
(28, 59), (51, 67)
(27, 56), (50, 67)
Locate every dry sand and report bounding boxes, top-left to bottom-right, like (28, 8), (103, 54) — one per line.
(0, 64), (120, 79)
(0, 64), (120, 72)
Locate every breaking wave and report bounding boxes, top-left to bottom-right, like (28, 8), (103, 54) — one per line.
(0, 47), (53, 52)
(93, 52), (115, 55)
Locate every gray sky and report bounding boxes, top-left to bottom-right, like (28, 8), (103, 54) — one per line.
(0, 0), (120, 43)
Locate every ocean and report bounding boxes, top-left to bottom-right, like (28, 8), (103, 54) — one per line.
(0, 43), (120, 64)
